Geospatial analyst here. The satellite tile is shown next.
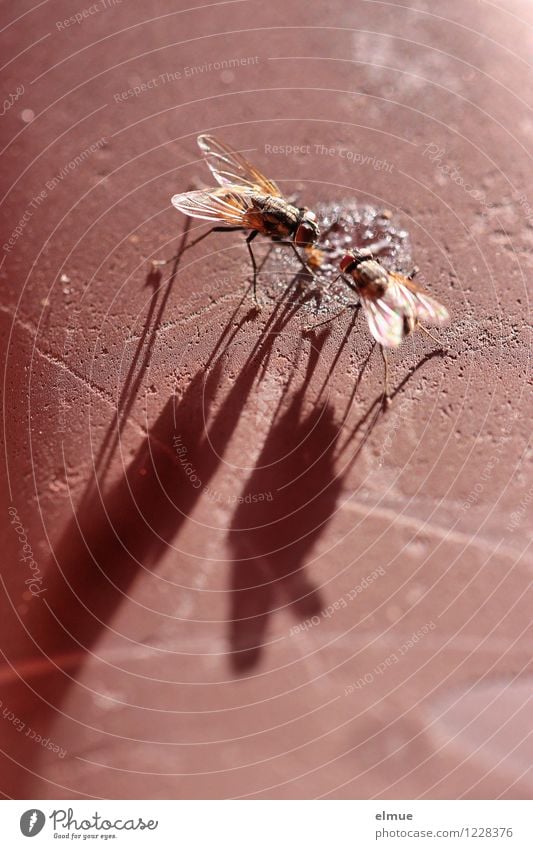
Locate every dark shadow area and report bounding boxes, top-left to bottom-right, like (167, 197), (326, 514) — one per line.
(228, 332), (338, 672)
(228, 341), (446, 672)
(3, 225), (443, 791)
(6, 267), (311, 794)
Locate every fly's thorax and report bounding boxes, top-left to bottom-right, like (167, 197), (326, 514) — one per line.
(252, 193), (299, 238)
(352, 260), (388, 298)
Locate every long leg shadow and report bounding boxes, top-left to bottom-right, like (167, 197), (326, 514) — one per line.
(30, 252), (306, 667)
(228, 333), (344, 672)
(5, 269), (310, 795)
(336, 348), (446, 460)
(90, 218), (192, 490)
(227, 343), (446, 672)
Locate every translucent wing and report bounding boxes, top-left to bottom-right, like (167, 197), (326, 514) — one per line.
(197, 134), (282, 197)
(361, 296), (406, 348)
(390, 273), (450, 326)
(411, 290), (450, 325)
(171, 186), (254, 226)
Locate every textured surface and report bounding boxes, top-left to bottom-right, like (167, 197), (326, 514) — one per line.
(0, 0), (532, 799)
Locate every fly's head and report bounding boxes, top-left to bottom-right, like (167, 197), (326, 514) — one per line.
(339, 249), (372, 275)
(340, 250), (387, 297)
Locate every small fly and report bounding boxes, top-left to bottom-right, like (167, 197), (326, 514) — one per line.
(154, 134), (320, 301)
(310, 248), (450, 403)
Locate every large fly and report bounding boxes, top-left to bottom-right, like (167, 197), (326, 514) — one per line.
(153, 134), (320, 302)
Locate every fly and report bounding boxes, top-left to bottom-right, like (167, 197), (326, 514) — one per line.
(309, 248), (450, 404)
(154, 134), (320, 302)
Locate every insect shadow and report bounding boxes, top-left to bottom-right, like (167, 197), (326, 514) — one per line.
(5, 247), (442, 792)
(89, 218), (192, 489)
(227, 335), (446, 672)
(7, 267), (311, 795)
(228, 332), (340, 672)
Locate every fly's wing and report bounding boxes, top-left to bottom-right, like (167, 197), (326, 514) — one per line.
(360, 270), (449, 348)
(171, 185), (254, 226)
(197, 134), (282, 197)
(390, 273), (450, 326)
(361, 296), (406, 348)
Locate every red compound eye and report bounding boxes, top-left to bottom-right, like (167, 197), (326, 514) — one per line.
(294, 221), (318, 246)
(340, 254), (353, 272)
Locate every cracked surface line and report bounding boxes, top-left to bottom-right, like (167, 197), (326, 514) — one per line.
(341, 497), (532, 564)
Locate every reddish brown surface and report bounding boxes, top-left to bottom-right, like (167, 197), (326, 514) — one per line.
(1, 0), (532, 799)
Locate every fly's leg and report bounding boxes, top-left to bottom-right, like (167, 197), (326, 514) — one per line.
(245, 230), (260, 304)
(152, 225), (245, 268)
(381, 345), (390, 408)
(272, 239), (318, 281)
(418, 324), (443, 345)
(407, 266), (419, 281)
(289, 241), (316, 280)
